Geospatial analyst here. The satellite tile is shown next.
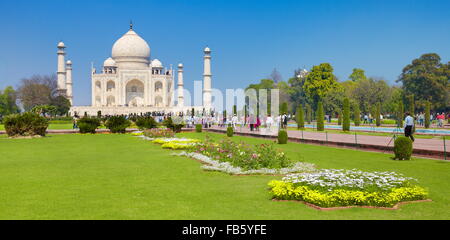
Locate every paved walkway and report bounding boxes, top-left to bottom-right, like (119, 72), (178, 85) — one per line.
(207, 126), (448, 160)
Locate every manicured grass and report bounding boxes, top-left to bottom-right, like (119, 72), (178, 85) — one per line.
(0, 132), (448, 219)
(287, 127), (438, 139)
(0, 124), (108, 130)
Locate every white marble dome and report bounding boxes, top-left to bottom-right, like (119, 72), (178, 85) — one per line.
(103, 57), (116, 67)
(111, 29), (150, 69)
(151, 59), (163, 68)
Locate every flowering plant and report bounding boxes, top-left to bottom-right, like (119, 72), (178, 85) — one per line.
(152, 138), (201, 150)
(190, 136), (294, 170)
(173, 152), (316, 175)
(131, 131), (144, 136)
(143, 128), (175, 138)
(268, 169), (428, 208)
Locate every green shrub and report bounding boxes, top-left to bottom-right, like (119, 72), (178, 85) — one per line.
(353, 104), (361, 126)
(135, 116), (157, 130)
(394, 136), (413, 160)
(316, 101), (324, 131)
(227, 126), (234, 137)
(3, 112), (49, 137)
(162, 117), (184, 133)
(397, 101), (404, 127)
(278, 130), (288, 144)
(376, 103), (381, 127)
(195, 124), (202, 133)
(296, 106), (305, 129)
(77, 117), (101, 134)
(105, 115), (131, 133)
(425, 101), (430, 129)
(337, 112), (342, 126)
(343, 98), (350, 131)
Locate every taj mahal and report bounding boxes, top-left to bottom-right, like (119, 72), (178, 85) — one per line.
(57, 23), (213, 116)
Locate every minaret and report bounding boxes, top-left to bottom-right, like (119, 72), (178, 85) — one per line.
(177, 63), (184, 107)
(203, 47), (212, 108)
(57, 41), (67, 95)
(66, 60), (73, 105)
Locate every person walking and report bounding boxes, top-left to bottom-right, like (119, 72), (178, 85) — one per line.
(404, 112), (415, 142)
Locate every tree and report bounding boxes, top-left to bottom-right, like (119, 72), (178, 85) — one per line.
(376, 103), (381, 127)
(348, 68), (367, 82)
(270, 68), (283, 83)
(351, 77), (392, 114)
(342, 98), (350, 131)
(17, 74), (58, 111)
(296, 105), (305, 129)
(51, 95), (71, 116)
(280, 102), (288, 114)
(287, 69), (309, 111)
(397, 101), (404, 127)
(316, 101), (324, 131)
(425, 101), (431, 128)
(303, 63), (339, 108)
(408, 94), (415, 116)
(397, 53), (450, 111)
(0, 86), (20, 116)
(306, 104), (312, 124)
(322, 84), (345, 117)
(353, 103), (361, 126)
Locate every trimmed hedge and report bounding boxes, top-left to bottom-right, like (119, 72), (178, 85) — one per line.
(195, 124), (202, 133)
(394, 136), (413, 160)
(226, 126), (233, 137)
(3, 112), (49, 137)
(77, 117), (101, 134)
(105, 115), (131, 133)
(278, 130), (288, 144)
(135, 116), (157, 130)
(343, 98), (350, 131)
(316, 101), (324, 131)
(296, 106), (305, 129)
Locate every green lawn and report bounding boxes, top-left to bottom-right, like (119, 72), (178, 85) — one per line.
(0, 132), (448, 219)
(286, 127), (439, 139)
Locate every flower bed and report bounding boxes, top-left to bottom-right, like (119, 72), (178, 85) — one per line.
(268, 169), (428, 208)
(143, 128), (175, 138)
(191, 136), (297, 171)
(131, 131), (144, 136)
(152, 138), (201, 150)
(173, 152), (316, 175)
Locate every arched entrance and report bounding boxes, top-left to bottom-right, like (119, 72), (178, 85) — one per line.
(126, 79), (144, 106)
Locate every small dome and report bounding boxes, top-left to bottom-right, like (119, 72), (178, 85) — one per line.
(103, 57), (116, 67)
(66, 60), (72, 65)
(57, 41), (65, 48)
(178, 63), (183, 68)
(204, 46), (211, 53)
(112, 29), (150, 60)
(151, 59), (163, 68)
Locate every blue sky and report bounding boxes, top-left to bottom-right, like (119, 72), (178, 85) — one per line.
(0, 0), (449, 106)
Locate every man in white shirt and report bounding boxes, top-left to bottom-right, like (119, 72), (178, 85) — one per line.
(404, 112), (415, 142)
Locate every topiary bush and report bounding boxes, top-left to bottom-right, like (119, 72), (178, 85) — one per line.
(105, 115), (131, 133)
(316, 101), (324, 131)
(227, 126), (233, 137)
(135, 116), (157, 130)
(393, 136), (413, 160)
(296, 105), (305, 129)
(278, 130), (288, 144)
(77, 117), (101, 134)
(195, 124), (202, 133)
(3, 112), (49, 137)
(343, 98), (350, 131)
